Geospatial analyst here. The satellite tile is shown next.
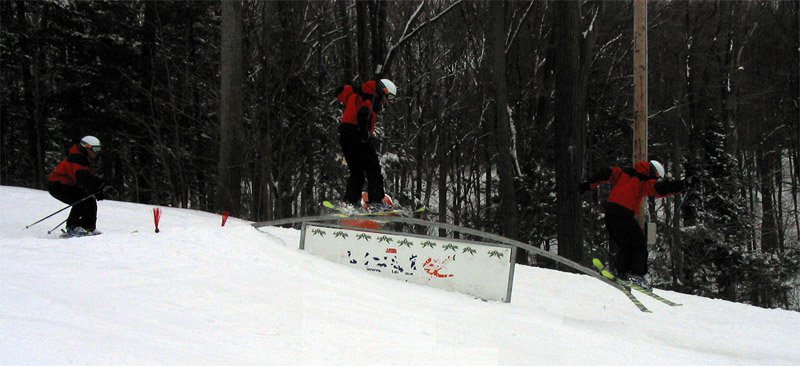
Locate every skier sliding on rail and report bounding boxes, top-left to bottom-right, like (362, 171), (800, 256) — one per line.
(580, 160), (684, 289)
(335, 78), (398, 211)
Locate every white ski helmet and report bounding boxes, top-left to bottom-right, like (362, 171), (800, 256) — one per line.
(650, 160), (665, 178)
(80, 135), (101, 153)
(379, 79), (397, 99)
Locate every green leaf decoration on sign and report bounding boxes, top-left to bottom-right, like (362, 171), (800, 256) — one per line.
(333, 231), (349, 239)
(488, 250), (505, 259)
(312, 228), (326, 237)
(462, 247), (477, 255)
(397, 238), (414, 247)
(421, 241), (437, 249)
(356, 233), (372, 241)
(378, 235), (393, 244)
(443, 243), (459, 252)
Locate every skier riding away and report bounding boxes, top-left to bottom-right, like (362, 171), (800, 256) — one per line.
(580, 160), (684, 289)
(47, 135), (107, 236)
(335, 78), (397, 211)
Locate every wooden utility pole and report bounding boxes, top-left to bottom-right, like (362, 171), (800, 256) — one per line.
(218, 0), (244, 216)
(633, 0), (648, 227)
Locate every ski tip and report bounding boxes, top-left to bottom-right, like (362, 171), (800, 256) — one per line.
(600, 270), (616, 281)
(592, 258), (606, 271)
(591, 258), (617, 280)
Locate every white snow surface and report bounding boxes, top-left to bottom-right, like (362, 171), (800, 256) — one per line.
(2, 185), (799, 365)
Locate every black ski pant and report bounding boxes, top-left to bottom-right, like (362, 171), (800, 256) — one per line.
(338, 124), (385, 206)
(603, 201), (648, 278)
(48, 181), (97, 231)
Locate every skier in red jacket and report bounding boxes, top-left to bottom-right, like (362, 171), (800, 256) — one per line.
(335, 79), (397, 210)
(580, 160), (684, 288)
(48, 136), (107, 236)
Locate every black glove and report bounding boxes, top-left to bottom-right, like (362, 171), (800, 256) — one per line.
(357, 106), (371, 130)
(360, 129), (372, 143)
(655, 179), (685, 195)
(94, 181), (112, 200)
(685, 175), (699, 188)
(356, 106), (372, 142)
(579, 182), (591, 193)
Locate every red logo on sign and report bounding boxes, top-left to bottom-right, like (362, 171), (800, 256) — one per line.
(386, 248), (397, 254)
(423, 257), (454, 278)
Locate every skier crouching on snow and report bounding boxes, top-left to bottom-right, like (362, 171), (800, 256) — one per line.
(47, 135), (108, 236)
(335, 78), (397, 210)
(579, 160), (684, 288)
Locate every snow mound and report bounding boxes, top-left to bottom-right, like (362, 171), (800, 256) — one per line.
(2, 186), (799, 364)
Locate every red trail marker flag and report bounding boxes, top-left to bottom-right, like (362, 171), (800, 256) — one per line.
(153, 207), (162, 233)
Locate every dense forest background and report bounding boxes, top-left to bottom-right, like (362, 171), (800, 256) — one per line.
(1, 0), (798, 310)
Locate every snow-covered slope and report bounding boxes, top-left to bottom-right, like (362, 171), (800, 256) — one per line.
(2, 186), (798, 365)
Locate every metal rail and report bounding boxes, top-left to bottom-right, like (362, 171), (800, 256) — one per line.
(251, 214), (628, 293)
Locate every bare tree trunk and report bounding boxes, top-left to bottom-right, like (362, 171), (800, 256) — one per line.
(355, 0), (369, 78)
(633, 0), (648, 226)
(777, 151), (785, 251)
(415, 124), (424, 214)
(32, 11), (46, 190)
(757, 148), (779, 252)
(437, 130), (448, 238)
(20, 2), (46, 189)
(452, 151), (462, 239)
(337, 0), (353, 82)
(218, 0), (244, 216)
(489, 1), (522, 263)
(789, 0), (800, 248)
(669, 144), (684, 287)
(552, 0), (587, 265)
(791, 151), (800, 243)
(369, 0), (386, 73)
(682, 2), (700, 227)
(130, 1), (159, 204)
(483, 102), (493, 228)
(254, 1), (276, 221)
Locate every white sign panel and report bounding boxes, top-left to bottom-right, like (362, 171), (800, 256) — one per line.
(301, 224), (514, 302)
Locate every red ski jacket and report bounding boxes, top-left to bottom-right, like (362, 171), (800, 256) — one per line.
(48, 144), (98, 189)
(583, 161), (683, 215)
(336, 80), (380, 135)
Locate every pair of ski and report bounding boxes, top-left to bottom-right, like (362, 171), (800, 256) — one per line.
(322, 200), (426, 217)
(60, 229), (102, 239)
(592, 258), (681, 313)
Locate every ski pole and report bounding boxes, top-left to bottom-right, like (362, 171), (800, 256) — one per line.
(25, 192), (97, 229)
(47, 218), (68, 235)
(678, 190), (692, 210)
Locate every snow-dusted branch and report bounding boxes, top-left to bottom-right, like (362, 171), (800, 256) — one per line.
(505, 1), (536, 55)
(378, 0), (464, 75)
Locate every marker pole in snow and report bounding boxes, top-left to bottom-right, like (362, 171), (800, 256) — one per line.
(221, 211), (230, 227)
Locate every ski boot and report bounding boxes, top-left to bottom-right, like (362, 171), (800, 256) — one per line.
(360, 193), (396, 213)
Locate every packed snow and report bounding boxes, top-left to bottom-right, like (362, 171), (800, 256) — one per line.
(2, 185), (799, 365)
